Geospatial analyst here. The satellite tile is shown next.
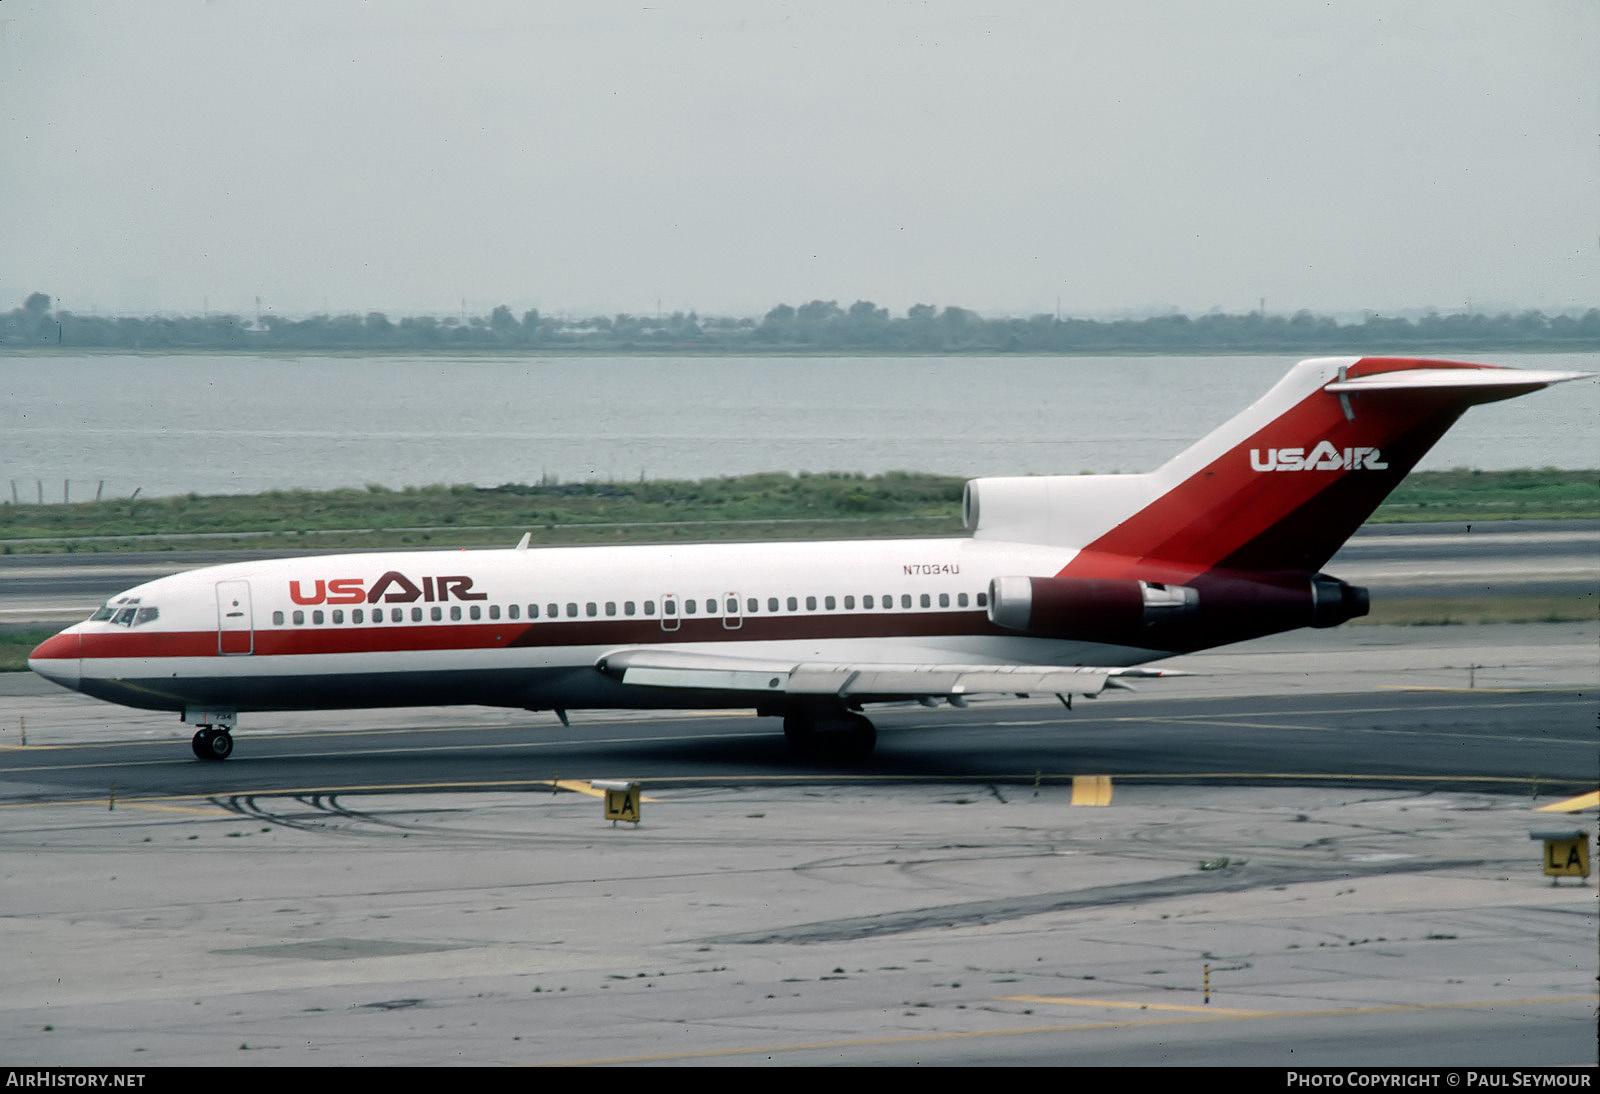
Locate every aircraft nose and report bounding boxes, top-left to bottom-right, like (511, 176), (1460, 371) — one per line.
(28, 632), (81, 691)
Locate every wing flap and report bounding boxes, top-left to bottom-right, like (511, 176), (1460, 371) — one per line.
(598, 648), (1180, 702)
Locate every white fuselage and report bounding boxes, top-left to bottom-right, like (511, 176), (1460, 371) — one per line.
(36, 535), (1154, 716)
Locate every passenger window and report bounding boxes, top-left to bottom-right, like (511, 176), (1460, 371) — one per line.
(824, 596), (836, 610)
(786, 597), (798, 612)
(958, 593), (968, 607)
(332, 609), (344, 624)
(451, 605), (462, 621)
(977, 591), (987, 607)
(431, 607), (443, 621)
(605, 602), (616, 617)
(939, 593), (949, 607)
(388, 608), (401, 622)
(548, 603), (558, 619)
(805, 596), (816, 611)
(471, 605), (483, 620)
(920, 594), (930, 608)
(863, 595), (874, 609)
(625, 601), (636, 616)
(411, 607), (423, 622)
(901, 594), (912, 609)
(313, 610), (325, 625)
(644, 600), (656, 615)
(883, 594), (893, 608)
(566, 603), (578, 618)
(509, 605), (520, 620)
(292, 610), (305, 625)
(273, 611), (285, 626)
(490, 605), (501, 620)
(768, 597), (779, 612)
(844, 596), (855, 609)
(585, 603), (596, 617)
(685, 600), (696, 614)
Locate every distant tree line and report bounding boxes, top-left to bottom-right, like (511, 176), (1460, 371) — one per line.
(4, 291), (1597, 353)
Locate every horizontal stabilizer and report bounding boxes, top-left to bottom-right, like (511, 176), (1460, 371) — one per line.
(1325, 367), (1590, 393)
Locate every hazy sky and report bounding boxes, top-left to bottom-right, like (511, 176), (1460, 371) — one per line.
(2, 1), (1595, 320)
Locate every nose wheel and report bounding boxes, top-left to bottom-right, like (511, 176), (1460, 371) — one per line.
(191, 727), (234, 761)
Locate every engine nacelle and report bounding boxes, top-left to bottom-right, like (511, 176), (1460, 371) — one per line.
(989, 576), (1198, 635)
(987, 572), (1368, 650)
(1309, 573), (1370, 629)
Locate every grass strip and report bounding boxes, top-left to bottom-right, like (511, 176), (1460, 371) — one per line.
(1, 469), (1595, 556)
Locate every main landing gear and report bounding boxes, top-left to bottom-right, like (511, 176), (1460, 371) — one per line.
(780, 703), (877, 760)
(191, 727), (234, 761)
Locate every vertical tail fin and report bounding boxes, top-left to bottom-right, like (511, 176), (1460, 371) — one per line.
(965, 356), (1588, 578)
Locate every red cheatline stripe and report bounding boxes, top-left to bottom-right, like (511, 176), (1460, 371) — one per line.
(69, 610), (1003, 660)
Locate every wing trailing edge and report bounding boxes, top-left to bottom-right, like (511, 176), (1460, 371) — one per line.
(596, 648), (1182, 702)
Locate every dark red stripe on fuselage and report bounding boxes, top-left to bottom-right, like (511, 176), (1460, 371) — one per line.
(75, 609), (1004, 660)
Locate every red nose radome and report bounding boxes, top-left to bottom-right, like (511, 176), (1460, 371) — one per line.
(28, 632), (81, 690)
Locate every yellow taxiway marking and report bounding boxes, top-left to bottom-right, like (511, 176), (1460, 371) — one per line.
(4, 770), (1596, 812)
(540, 994), (1598, 1066)
(1377, 686), (1564, 694)
(556, 779), (659, 802)
(1000, 994), (1265, 1016)
(110, 801), (234, 815)
(1070, 774), (1112, 806)
(0, 777), (658, 811)
(1536, 790), (1600, 813)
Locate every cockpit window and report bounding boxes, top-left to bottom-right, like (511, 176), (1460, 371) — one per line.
(91, 596), (138, 622)
(95, 597), (159, 627)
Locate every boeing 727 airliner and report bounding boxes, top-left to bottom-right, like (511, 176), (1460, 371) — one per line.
(28, 356), (1588, 760)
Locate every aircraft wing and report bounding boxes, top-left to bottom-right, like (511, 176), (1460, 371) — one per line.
(596, 648), (1181, 703)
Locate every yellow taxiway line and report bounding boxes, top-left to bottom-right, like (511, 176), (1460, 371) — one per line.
(1535, 790), (1599, 813)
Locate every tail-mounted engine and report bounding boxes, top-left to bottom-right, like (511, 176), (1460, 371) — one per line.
(987, 572), (1368, 651)
(989, 576), (1198, 634)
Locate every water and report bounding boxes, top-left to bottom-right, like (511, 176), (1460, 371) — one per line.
(2, 352), (1595, 499)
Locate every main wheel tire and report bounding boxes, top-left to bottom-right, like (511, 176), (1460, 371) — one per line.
(782, 710), (876, 760)
(192, 728), (234, 761)
(839, 712), (877, 758)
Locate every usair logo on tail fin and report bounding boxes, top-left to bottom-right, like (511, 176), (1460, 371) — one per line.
(1249, 443), (1387, 472)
